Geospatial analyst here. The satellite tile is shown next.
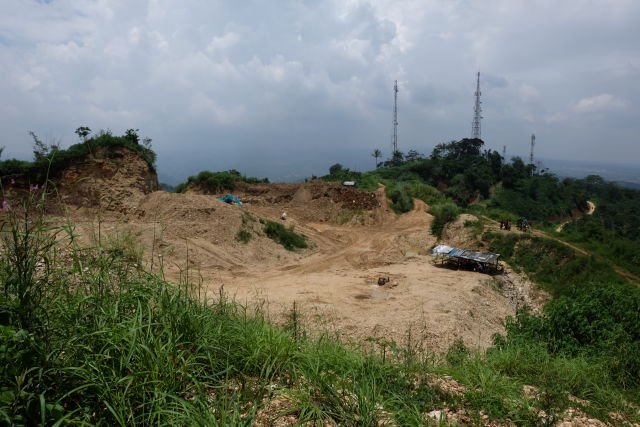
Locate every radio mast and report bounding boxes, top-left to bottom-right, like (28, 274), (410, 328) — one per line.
(392, 80), (399, 153)
(529, 134), (536, 164)
(471, 72), (482, 139)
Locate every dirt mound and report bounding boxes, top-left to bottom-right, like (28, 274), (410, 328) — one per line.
(186, 180), (381, 225)
(233, 180), (379, 210)
(69, 191), (305, 278)
(441, 213), (485, 250)
(56, 147), (158, 211)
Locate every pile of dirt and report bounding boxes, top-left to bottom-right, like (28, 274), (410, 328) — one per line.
(69, 191), (305, 277)
(187, 180), (381, 225)
(56, 147), (158, 211)
(211, 181), (380, 211)
(137, 192), (304, 269)
(440, 213), (485, 250)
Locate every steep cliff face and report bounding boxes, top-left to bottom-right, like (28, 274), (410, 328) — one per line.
(57, 146), (159, 211)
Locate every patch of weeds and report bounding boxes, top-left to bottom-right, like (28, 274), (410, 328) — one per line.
(104, 228), (144, 263)
(446, 339), (469, 367)
(235, 229), (252, 244)
(484, 278), (504, 292)
(263, 220), (307, 251)
(334, 209), (365, 225)
(463, 219), (484, 238)
(236, 212), (255, 243)
(241, 211), (255, 225)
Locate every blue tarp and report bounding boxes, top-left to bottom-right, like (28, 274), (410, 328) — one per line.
(217, 194), (243, 207)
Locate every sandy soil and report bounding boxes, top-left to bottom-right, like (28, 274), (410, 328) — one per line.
(62, 184), (540, 351)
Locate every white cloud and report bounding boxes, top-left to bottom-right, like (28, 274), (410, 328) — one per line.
(206, 32), (240, 54)
(545, 112), (567, 124)
(574, 94), (627, 113)
(331, 38), (371, 64)
(189, 93), (246, 125)
(519, 84), (539, 101)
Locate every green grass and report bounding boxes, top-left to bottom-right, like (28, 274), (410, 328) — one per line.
(263, 220), (307, 251)
(482, 232), (625, 295)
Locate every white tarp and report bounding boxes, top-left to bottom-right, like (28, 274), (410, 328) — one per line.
(431, 245), (454, 255)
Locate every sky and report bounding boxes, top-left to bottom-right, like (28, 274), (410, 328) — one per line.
(1, 0), (639, 183)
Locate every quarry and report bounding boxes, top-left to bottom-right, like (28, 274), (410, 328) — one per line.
(25, 146), (545, 352)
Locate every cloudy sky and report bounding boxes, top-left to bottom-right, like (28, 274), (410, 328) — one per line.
(1, 0), (639, 182)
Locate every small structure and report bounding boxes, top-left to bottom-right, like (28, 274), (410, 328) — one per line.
(431, 244), (503, 274)
(342, 181), (356, 187)
(217, 194), (243, 207)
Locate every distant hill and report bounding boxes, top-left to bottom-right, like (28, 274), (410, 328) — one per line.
(541, 157), (640, 185)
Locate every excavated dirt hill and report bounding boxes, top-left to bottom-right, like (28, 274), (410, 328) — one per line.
(59, 181), (541, 351)
(55, 146), (158, 212)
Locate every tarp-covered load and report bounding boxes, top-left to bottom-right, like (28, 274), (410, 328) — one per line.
(431, 244), (502, 274)
(217, 194), (243, 207)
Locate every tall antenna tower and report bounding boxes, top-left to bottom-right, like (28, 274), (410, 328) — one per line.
(471, 72), (482, 139)
(392, 80), (399, 153)
(502, 145), (506, 159)
(529, 134), (536, 164)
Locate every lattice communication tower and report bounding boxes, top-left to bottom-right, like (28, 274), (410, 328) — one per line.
(392, 80), (399, 153)
(529, 134), (536, 164)
(471, 72), (482, 139)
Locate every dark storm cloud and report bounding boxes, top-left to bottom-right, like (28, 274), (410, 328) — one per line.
(1, 0), (639, 182)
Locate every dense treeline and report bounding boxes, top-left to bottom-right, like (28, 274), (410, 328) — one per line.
(324, 139), (639, 252)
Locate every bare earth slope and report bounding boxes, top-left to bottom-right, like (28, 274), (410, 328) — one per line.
(62, 182), (536, 351)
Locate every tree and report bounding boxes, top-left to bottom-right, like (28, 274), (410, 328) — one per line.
(371, 149), (382, 167)
(405, 149), (422, 162)
(124, 128), (140, 144)
(390, 150), (404, 166)
(75, 126), (91, 142)
(329, 163), (344, 176)
(29, 131), (59, 161)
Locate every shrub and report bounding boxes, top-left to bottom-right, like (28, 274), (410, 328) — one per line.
(430, 202), (460, 239)
(235, 229), (252, 244)
(176, 170), (268, 194)
(263, 220), (307, 250)
(388, 187), (414, 213)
